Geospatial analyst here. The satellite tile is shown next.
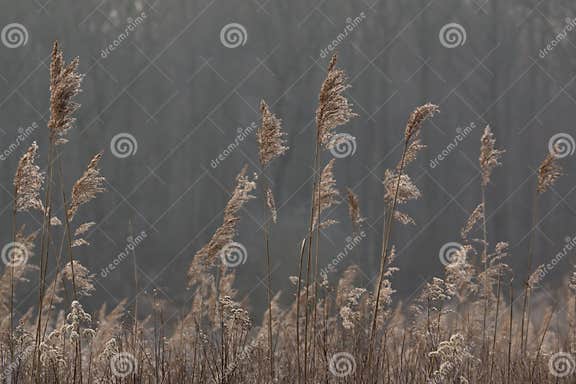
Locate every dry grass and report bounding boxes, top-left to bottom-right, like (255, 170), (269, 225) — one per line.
(0, 44), (573, 384)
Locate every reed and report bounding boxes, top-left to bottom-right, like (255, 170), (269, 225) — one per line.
(0, 43), (572, 384)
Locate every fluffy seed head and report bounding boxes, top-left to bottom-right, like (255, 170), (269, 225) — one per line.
(265, 187), (277, 224)
(14, 142), (45, 213)
(257, 100), (288, 167)
(404, 103), (439, 142)
(188, 167), (257, 282)
(313, 159), (340, 228)
(479, 126), (505, 186)
(68, 153), (106, 220)
(537, 153), (562, 194)
(48, 41), (83, 141)
(346, 188), (364, 234)
(461, 203), (484, 239)
(316, 54), (357, 148)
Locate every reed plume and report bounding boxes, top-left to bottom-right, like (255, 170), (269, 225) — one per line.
(14, 142), (45, 213)
(312, 158), (341, 229)
(383, 170), (421, 226)
(62, 261), (95, 298)
(368, 103), (438, 372)
(3, 40), (576, 384)
(48, 42), (83, 142)
(479, 126), (505, 187)
(265, 188), (277, 224)
(34, 42), (84, 382)
(297, 53), (356, 383)
(537, 153), (562, 194)
(461, 202), (484, 239)
(257, 100), (288, 167)
(428, 333), (474, 383)
(67, 153), (106, 220)
(316, 54), (357, 148)
(474, 126), (504, 358)
(404, 103), (439, 143)
(188, 166), (257, 282)
(12, 142), (44, 360)
(71, 221), (95, 247)
(346, 188), (364, 234)
(521, 152), (564, 354)
(256, 100), (288, 381)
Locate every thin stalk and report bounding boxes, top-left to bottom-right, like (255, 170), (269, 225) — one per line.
(489, 272), (502, 383)
(9, 186), (17, 373)
(131, 219), (140, 360)
(311, 148), (323, 380)
(573, 296), (576, 351)
(34, 136), (55, 383)
(295, 238), (306, 384)
(530, 306), (554, 380)
(507, 280), (514, 384)
(367, 139), (410, 370)
(57, 155), (82, 384)
(520, 188), (539, 355)
(481, 187), (489, 358)
(303, 136), (321, 384)
(57, 157), (77, 299)
(260, 176), (274, 381)
(41, 230), (67, 340)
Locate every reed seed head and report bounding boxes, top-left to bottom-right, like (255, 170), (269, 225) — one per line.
(257, 100), (288, 167)
(479, 126), (505, 187)
(188, 166), (257, 282)
(537, 153), (562, 194)
(404, 103), (439, 143)
(313, 159), (340, 228)
(14, 142), (45, 213)
(48, 41), (83, 142)
(68, 152), (106, 220)
(316, 54), (357, 149)
(346, 188), (364, 234)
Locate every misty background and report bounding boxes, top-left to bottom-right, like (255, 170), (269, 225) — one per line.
(0, 0), (575, 319)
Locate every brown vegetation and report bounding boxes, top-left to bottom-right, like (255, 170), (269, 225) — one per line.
(0, 43), (573, 384)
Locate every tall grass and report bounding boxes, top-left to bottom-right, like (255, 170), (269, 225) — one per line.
(0, 43), (572, 384)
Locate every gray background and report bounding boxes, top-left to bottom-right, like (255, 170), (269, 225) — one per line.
(0, 0), (575, 318)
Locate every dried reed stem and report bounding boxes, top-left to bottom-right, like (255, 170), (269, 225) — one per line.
(368, 104), (438, 371)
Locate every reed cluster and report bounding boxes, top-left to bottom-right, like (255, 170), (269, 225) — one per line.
(0, 43), (572, 384)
